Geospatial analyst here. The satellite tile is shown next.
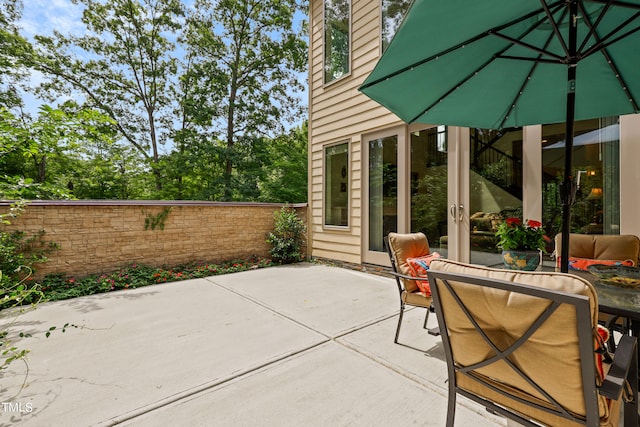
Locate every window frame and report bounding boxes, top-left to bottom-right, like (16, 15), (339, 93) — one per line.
(323, 140), (351, 229)
(323, 0), (352, 86)
(379, 0), (412, 54)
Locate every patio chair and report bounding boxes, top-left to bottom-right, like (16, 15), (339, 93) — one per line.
(554, 233), (640, 351)
(385, 232), (440, 344)
(427, 259), (637, 427)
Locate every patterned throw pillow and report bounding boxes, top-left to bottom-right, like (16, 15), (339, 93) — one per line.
(405, 252), (442, 296)
(564, 257), (635, 271)
(595, 325), (612, 385)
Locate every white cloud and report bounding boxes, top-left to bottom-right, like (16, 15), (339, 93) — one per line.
(19, 0), (85, 39)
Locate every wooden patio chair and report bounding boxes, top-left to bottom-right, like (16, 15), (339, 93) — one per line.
(427, 259), (638, 427)
(385, 232), (440, 344)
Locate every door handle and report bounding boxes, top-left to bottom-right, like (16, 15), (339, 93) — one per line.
(458, 204), (464, 222)
(450, 204), (457, 223)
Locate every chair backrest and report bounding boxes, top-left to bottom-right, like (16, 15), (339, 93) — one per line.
(554, 233), (640, 267)
(386, 232), (430, 293)
(427, 259), (614, 426)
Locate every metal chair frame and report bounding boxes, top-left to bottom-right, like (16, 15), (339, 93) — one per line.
(384, 236), (437, 344)
(427, 269), (638, 427)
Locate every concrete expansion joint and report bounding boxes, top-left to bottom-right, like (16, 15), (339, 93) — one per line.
(102, 340), (332, 426)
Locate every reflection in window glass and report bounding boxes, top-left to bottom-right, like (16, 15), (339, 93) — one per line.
(410, 127), (448, 255)
(469, 128), (523, 265)
(381, 0), (411, 52)
(542, 117), (620, 237)
(324, 0), (350, 83)
(369, 136), (397, 252)
(325, 143), (349, 227)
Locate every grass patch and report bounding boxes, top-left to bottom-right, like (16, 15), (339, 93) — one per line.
(39, 256), (273, 303)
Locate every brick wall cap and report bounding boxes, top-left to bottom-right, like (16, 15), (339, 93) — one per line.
(0, 200), (307, 208)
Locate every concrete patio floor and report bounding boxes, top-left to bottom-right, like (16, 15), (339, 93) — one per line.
(0, 263), (507, 426)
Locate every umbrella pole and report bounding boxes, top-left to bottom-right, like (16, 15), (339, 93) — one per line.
(560, 2), (579, 274)
(560, 95), (576, 274)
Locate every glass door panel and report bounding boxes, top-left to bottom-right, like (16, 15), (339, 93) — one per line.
(542, 117), (620, 237)
(468, 128), (523, 266)
(410, 126), (448, 257)
(368, 135), (398, 252)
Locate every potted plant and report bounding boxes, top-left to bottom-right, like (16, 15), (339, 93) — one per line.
(495, 218), (546, 270)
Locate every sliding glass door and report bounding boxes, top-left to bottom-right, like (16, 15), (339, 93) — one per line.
(363, 128), (404, 264)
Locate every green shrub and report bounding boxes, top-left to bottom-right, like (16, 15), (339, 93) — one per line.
(0, 201), (52, 373)
(40, 257), (273, 303)
(0, 230), (59, 283)
(266, 207), (306, 264)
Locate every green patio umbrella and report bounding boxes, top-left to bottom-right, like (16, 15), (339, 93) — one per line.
(359, 0), (640, 273)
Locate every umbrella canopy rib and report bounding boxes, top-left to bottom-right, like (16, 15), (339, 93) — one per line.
(489, 31), (565, 63)
(540, 0), (572, 58)
(408, 54), (498, 123)
(590, 0), (640, 9)
(600, 48), (640, 112)
(359, 5), (555, 92)
(582, 12), (640, 57)
(499, 23), (560, 129)
(579, 5), (640, 111)
(576, 0), (613, 53)
(411, 13), (557, 124)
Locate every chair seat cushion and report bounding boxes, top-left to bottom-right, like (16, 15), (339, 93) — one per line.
(401, 290), (432, 307)
(406, 252), (441, 296)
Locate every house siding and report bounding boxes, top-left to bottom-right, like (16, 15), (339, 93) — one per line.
(309, 0), (403, 264)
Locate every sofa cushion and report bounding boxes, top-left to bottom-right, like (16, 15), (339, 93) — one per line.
(405, 252), (441, 296)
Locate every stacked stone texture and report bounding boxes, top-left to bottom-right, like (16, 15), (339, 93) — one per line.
(0, 203), (307, 278)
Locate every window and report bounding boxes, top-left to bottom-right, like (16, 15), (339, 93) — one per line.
(542, 117), (620, 237)
(381, 0), (411, 52)
(324, 0), (350, 83)
(468, 128), (523, 264)
(368, 135), (398, 251)
(410, 127), (448, 250)
(325, 143), (349, 227)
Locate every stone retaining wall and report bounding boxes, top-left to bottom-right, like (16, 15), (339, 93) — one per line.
(0, 201), (307, 278)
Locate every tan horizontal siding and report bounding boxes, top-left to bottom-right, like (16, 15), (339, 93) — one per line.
(309, 0), (403, 265)
(313, 249), (361, 264)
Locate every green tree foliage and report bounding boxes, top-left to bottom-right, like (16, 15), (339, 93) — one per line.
(179, 0), (308, 200)
(2, 0), (308, 203)
(0, 103), (124, 199)
(34, 0), (185, 191)
(259, 121), (308, 203)
(0, 0), (33, 109)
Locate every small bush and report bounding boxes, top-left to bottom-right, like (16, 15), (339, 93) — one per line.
(266, 207), (306, 264)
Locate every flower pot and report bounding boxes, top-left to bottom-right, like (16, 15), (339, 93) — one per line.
(501, 250), (541, 271)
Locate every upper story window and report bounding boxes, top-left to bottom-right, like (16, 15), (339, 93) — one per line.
(381, 0), (411, 52)
(324, 0), (350, 83)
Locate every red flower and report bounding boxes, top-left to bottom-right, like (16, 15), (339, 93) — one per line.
(505, 217), (521, 227)
(527, 219), (542, 228)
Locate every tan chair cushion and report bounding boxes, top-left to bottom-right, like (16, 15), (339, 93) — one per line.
(401, 290), (432, 307)
(555, 233), (640, 266)
(388, 232), (430, 293)
(428, 259), (618, 426)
